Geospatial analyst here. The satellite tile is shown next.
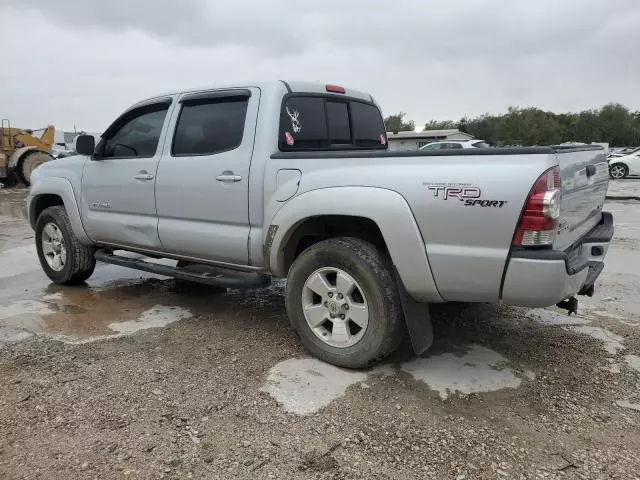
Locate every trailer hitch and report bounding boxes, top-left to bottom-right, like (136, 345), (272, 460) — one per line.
(556, 297), (578, 316)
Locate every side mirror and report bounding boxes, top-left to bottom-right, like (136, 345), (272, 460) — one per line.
(75, 135), (95, 156)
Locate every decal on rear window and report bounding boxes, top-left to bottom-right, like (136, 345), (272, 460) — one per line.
(286, 106), (302, 133)
(285, 131), (295, 146)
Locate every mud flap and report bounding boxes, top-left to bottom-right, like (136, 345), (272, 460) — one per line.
(394, 267), (433, 355)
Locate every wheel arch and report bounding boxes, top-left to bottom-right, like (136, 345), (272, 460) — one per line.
(28, 177), (92, 245)
(267, 186), (443, 302)
(30, 194), (64, 226)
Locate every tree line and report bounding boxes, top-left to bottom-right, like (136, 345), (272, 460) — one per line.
(384, 104), (640, 147)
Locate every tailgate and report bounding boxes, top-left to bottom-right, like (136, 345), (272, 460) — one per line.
(553, 146), (609, 251)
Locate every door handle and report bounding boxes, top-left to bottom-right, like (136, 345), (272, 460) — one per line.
(216, 173), (242, 183)
(134, 173), (154, 181)
(586, 165), (596, 178)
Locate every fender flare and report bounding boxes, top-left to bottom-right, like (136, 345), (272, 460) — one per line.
(8, 146), (39, 169)
(28, 177), (92, 245)
(268, 186), (442, 302)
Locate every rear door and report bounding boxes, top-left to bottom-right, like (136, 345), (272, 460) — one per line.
(554, 146), (609, 251)
(81, 99), (173, 249)
(155, 88), (259, 265)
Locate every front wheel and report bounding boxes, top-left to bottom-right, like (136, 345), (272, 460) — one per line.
(285, 237), (405, 369)
(35, 206), (96, 284)
(609, 163), (629, 179)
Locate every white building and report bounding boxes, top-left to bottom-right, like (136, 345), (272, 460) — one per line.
(54, 130), (101, 150)
(387, 129), (474, 151)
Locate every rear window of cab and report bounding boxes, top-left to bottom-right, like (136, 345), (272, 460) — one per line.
(279, 95), (387, 151)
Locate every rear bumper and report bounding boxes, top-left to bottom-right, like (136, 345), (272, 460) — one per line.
(501, 212), (613, 308)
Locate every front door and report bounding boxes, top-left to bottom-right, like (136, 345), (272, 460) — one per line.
(155, 88), (259, 265)
(81, 99), (173, 250)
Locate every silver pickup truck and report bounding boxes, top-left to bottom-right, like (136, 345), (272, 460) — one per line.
(27, 81), (613, 368)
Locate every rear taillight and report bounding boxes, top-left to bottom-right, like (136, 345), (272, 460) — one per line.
(513, 167), (562, 247)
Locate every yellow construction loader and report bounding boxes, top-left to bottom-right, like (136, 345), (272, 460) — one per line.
(0, 119), (55, 186)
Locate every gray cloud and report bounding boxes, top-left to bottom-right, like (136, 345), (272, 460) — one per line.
(8, 0), (639, 60)
(2, 0), (640, 131)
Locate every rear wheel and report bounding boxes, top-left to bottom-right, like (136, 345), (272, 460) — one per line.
(20, 151), (52, 185)
(609, 163), (629, 179)
(285, 237), (405, 369)
(35, 206), (96, 284)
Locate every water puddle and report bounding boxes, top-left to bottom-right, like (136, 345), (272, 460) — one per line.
(0, 244), (39, 279)
(625, 355), (640, 374)
(529, 308), (628, 357)
(108, 305), (191, 335)
(0, 279), (197, 345)
(590, 310), (627, 321)
(0, 299), (54, 319)
(263, 345), (529, 414)
(604, 358), (622, 374)
(616, 400), (640, 412)
(262, 358), (369, 415)
(567, 326), (625, 355)
(527, 308), (592, 326)
(401, 345), (526, 400)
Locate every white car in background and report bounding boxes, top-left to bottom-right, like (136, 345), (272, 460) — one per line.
(608, 146), (640, 159)
(419, 139), (490, 150)
(608, 150), (640, 179)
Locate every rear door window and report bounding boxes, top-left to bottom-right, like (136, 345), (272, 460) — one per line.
(172, 97), (248, 156)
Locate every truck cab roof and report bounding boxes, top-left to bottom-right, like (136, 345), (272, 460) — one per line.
(135, 80), (375, 108)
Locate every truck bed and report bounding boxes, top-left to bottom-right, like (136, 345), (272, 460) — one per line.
(270, 145), (608, 303)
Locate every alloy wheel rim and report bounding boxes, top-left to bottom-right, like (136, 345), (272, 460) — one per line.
(301, 267), (369, 348)
(41, 222), (67, 272)
(610, 165), (626, 178)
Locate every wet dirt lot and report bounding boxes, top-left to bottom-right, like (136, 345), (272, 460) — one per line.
(0, 183), (639, 479)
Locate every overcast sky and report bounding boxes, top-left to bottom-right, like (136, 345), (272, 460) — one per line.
(2, 0), (640, 132)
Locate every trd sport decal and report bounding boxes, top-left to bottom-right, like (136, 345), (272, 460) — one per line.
(424, 182), (508, 208)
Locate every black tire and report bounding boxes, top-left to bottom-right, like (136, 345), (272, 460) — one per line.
(609, 163), (629, 179)
(35, 206), (96, 284)
(174, 260), (226, 294)
(19, 151), (52, 185)
(285, 237), (405, 369)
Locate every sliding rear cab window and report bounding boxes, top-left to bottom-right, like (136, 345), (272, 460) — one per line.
(280, 95), (386, 151)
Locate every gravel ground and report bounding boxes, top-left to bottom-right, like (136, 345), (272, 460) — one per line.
(0, 181), (639, 479)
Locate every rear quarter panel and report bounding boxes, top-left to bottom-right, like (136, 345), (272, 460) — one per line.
(266, 151), (557, 302)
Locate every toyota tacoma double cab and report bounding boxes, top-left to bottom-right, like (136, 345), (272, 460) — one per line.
(27, 81), (613, 368)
